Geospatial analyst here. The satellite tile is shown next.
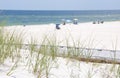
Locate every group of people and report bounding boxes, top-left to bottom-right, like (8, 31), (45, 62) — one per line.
(93, 21), (104, 24)
(56, 19), (78, 30)
(62, 19), (78, 25)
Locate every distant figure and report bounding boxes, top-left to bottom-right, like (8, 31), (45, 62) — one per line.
(73, 19), (78, 25)
(23, 25), (26, 27)
(63, 22), (66, 25)
(56, 24), (60, 30)
(101, 21), (104, 24)
(93, 21), (104, 24)
(93, 21), (96, 24)
(61, 19), (66, 25)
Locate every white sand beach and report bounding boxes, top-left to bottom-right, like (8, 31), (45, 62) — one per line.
(1, 21), (120, 78)
(5, 21), (120, 50)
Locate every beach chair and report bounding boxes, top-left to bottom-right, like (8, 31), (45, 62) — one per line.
(101, 21), (104, 24)
(56, 24), (60, 29)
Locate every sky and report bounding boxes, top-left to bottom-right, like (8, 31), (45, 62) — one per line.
(0, 0), (120, 10)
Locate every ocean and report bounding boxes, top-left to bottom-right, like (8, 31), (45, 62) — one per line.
(0, 10), (120, 25)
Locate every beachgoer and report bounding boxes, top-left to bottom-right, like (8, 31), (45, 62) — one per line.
(56, 24), (60, 29)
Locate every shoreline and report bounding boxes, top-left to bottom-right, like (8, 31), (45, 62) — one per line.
(4, 20), (120, 27)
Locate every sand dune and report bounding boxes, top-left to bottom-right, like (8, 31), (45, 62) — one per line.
(1, 21), (120, 78)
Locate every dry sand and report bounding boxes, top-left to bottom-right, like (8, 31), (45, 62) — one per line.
(5, 21), (120, 50)
(1, 21), (120, 78)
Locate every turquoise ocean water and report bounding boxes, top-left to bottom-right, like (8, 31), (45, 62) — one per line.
(0, 10), (120, 25)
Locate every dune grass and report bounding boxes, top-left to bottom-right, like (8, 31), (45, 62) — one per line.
(0, 24), (120, 78)
(0, 24), (23, 64)
(0, 22), (25, 76)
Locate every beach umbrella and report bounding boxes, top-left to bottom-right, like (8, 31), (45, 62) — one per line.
(66, 20), (71, 23)
(73, 18), (78, 21)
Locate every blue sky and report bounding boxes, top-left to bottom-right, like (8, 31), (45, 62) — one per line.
(0, 0), (120, 10)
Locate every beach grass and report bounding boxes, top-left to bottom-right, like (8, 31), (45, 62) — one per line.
(0, 26), (22, 64)
(1, 24), (120, 78)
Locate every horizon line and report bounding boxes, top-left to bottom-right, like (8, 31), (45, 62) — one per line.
(0, 9), (120, 11)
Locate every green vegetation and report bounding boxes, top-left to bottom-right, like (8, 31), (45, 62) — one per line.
(0, 22), (120, 78)
(0, 22), (23, 64)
